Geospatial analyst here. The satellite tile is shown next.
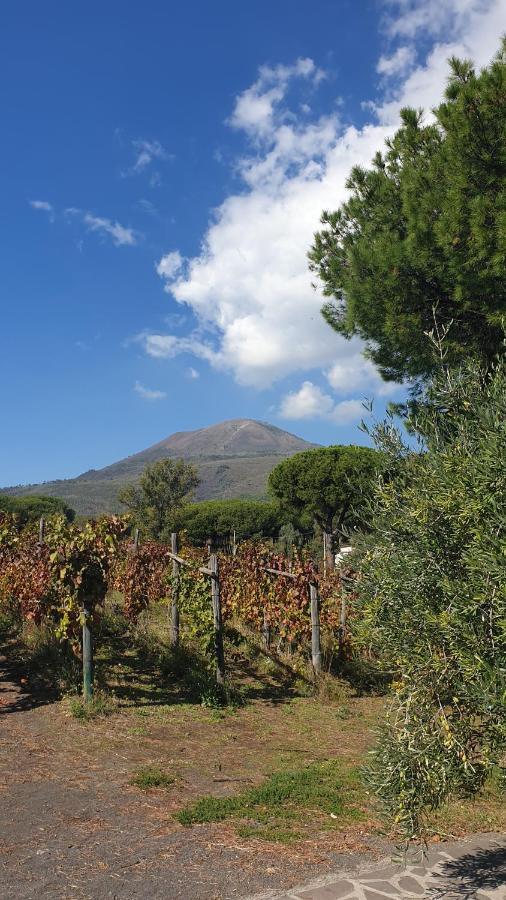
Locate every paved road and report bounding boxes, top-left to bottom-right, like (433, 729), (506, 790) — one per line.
(251, 834), (506, 899)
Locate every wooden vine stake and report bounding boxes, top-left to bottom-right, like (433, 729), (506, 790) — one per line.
(310, 582), (322, 675)
(170, 532), (180, 647)
(209, 552), (225, 686)
(38, 517), (45, 544)
(262, 608), (271, 651)
(339, 593), (347, 657)
(82, 603), (93, 702)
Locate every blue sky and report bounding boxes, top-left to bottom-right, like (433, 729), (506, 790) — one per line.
(1, 0), (503, 485)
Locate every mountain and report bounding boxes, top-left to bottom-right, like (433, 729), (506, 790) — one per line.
(2, 419), (318, 517)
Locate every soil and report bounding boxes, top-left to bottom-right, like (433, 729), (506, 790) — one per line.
(1, 622), (504, 900)
(0, 650), (391, 900)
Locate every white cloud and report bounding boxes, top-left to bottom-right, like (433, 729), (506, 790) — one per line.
(122, 139), (171, 180)
(280, 381), (364, 425)
(137, 331), (219, 365)
(145, 1), (502, 396)
(29, 199), (55, 222)
(134, 381), (167, 401)
(29, 199), (53, 213)
(381, 0), (488, 40)
(377, 0), (505, 124)
(377, 45), (416, 76)
(185, 366), (200, 380)
(228, 57), (325, 140)
(83, 213), (138, 247)
(30, 201), (137, 246)
(326, 348), (401, 397)
(156, 250), (184, 281)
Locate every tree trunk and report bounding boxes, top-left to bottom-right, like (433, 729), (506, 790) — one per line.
(324, 530), (335, 572)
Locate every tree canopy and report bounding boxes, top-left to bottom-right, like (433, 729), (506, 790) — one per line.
(268, 445), (384, 566)
(309, 41), (506, 383)
(0, 494), (75, 524)
(355, 357), (506, 839)
(175, 498), (284, 546)
(118, 458), (199, 541)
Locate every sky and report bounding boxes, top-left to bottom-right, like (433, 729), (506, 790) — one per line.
(1, 0), (504, 486)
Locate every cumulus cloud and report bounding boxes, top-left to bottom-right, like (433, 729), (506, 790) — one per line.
(381, 0), (488, 40)
(141, 0), (502, 417)
(134, 381), (167, 401)
(377, 45), (416, 76)
(325, 346), (400, 397)
(185, 367), (200, 380)
(228, 57), (325, 140)
(376, 0), (504, 124)
(280, 381), (364, 425)
(156, 250), (184, 281)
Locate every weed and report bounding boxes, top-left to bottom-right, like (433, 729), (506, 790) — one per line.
(69, 693), (115, 720)
(130, 766), (175, 789)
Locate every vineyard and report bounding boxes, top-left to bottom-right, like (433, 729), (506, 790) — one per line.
(0, 512), (352, 703)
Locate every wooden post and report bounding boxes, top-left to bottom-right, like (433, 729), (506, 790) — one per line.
(209, 553), (225, 686)
(232, 529), (237, 557)
(82, 604), (93, 702)
(310, 582), (322, 675)
(170, 532), (180, 648)
(38, 517), (45, 544)
(262, 608), (271, 651)
(133, 527), (140, 552)
(323, 531), (327, 577)
(339, 593), (347, 657)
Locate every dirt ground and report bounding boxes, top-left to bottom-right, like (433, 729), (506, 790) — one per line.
(0, 638), (392, 900)
(1, 629), (504, 900)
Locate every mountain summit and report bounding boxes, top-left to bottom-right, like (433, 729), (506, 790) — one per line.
(3, 419), (318, 517)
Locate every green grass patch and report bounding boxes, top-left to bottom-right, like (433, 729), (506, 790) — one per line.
(128, 725), (149, 736)
(237, 823), (299, 844)
(176, 759), (364, 830)
(130, 766), (175, 789)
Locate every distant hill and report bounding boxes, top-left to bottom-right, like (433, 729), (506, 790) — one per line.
(2, 419), (318, 517)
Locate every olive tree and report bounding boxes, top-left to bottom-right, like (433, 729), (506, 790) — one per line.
(355, 358), (506, 839)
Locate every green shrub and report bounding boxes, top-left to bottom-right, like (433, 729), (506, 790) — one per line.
(356, 358), (506, 839)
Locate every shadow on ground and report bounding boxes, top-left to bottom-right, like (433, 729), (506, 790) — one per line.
(438, 844), (506, 894)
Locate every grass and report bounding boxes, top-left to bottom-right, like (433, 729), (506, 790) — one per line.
(130, 766), (175, 789)
(69, 692), (115, 720)
(176, 758), (366, 841)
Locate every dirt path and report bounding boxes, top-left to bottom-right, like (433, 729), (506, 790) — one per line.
(2, 651), (504, 900)
(0, 655), (390, 899)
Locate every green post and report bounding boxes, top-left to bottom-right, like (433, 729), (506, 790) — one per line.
(82, 605), (93, 702)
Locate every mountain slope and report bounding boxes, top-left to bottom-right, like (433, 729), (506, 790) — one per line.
(3, 420), (318, 517)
